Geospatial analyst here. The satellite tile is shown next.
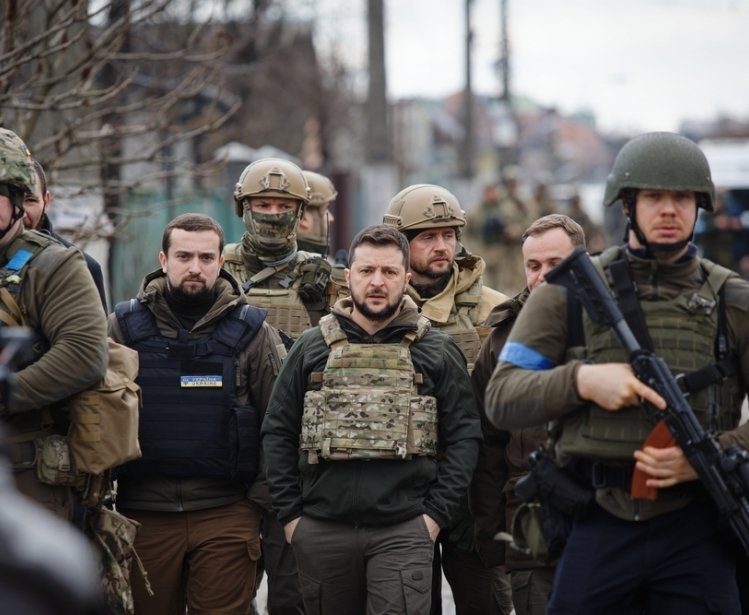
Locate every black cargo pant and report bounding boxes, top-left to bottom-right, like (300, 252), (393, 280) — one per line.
(291, 515), (434, 615)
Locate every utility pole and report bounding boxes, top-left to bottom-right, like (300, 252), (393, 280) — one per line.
(496, 0), (518, 171)
(461, 0), (474, 178)
(366, 0), (390, 163)
(361, 0), (397, 229)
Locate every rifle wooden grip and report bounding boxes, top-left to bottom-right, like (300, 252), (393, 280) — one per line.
(631, 419), (676, 500)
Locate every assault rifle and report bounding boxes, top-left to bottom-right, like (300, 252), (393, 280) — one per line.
(545, 246), (749, 555)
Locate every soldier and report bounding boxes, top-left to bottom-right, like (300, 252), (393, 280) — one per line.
(262, 224), (481, 614)
(224, 157), (332, 614)
(471, 214), (585, 615)
(223, 157), (331, 342)
(298, 170), (337, 257)
(486, 132), (749, 614)
(110, 213), (284, 615)
(0, 128), (107, 521)
(382, 184), (511, 614)
(23, 158), (108, 312)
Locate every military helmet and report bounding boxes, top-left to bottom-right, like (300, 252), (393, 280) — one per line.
(383, 184), (466, 232)
(0, 128), (35, 193)
(603, 132), (714, 211)
(302, 170), (337, 207)
(233, 157), (309, 217)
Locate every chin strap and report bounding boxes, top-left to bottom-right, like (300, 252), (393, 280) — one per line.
(625, 195), (693, 257)
(0, 184), (25, 241)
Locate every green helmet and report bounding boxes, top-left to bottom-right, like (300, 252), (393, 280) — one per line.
(302, 170), (337, 208)
(0, 128), (35, 193)
(603, 132), (714, 211)
(383, 184), (466, 233)
(233, 157), (309, 217)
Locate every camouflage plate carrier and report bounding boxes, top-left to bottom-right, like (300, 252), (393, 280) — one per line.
(223, 245), (330, 339)
(301, 314), (438, 463)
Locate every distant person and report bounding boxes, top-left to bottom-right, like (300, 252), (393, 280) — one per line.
(298, 170), (337, 257)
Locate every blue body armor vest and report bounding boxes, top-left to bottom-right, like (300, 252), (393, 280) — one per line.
(114, 300), (265, 483)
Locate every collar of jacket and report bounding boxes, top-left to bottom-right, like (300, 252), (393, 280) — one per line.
(484, 287), (530, 328)
(137, 269), (247, 329)
(408, 257), (484, 324)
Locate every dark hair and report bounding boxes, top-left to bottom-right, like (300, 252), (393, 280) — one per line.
(522, 214), (586, 247)
(348, 224), (410, 270)
(162, 213), (225, 254)
(30, 158), (47, 194)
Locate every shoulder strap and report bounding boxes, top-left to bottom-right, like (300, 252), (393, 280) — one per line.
(608, 257), (655, 351)
(211, 304), (266, 353)
(114, 299), (159, 346)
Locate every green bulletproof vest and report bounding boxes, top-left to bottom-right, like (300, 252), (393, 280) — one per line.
(557, 248), (742, 462)
(223, 245), (326, 339)
(300, 314), (438, 463)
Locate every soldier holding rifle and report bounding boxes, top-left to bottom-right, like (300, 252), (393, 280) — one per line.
(486, 132), (749, 614)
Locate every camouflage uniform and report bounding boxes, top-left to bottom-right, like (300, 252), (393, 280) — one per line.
(224, 158), (330, 614)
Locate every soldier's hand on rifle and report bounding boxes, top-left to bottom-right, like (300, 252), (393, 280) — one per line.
(633, 445), (699, 488)
(576, 363), (667, 411)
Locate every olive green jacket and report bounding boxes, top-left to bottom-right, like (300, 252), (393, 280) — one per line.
(486, 247), (749, 520)
(2, 228), (107, 424)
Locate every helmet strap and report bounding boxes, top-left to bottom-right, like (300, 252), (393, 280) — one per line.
(0, 184), (26, 241)
(627, 198), (693, 256)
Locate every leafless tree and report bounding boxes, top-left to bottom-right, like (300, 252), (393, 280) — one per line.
(0, 0), (238, 230)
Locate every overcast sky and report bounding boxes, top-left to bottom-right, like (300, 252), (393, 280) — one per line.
(311, 0), (749, 136)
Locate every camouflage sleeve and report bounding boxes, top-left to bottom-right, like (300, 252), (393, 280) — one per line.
(485, 282), (584, 430)
(421, 334), (482, 529)
(10, 246), (107, 412)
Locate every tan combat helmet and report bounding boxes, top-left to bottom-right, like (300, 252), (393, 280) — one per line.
(299, 170), (337, 256)
(383, 184), (466, 235)
(233, 158), (309, 259)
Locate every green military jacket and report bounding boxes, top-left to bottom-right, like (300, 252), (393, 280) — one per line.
(1, 228), (107, 433)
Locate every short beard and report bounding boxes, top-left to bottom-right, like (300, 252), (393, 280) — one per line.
(170, 282), (212, 303)
(411, 263), (451, 282)
(351, 291), (404, 322)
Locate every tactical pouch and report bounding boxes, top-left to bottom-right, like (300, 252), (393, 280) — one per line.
(297, 257), (332, 303)
(88, 506), (151, 615)
(509, 447), (594, 561)
(229, 403), (260, 483)
(68, 338), (142, 475)
(35, 434), (84, 487)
